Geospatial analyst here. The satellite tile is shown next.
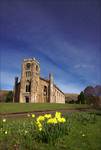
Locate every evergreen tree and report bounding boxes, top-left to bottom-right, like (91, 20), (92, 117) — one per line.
(5, 91), (13, 102)
(78, 91), (85, 104)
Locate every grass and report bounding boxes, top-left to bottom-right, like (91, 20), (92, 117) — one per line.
(0, 112), (101, 150)
(55, 115), (101, 150)
(0, 103), (90, 113)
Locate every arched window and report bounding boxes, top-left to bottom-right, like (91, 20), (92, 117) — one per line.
(26, 63), (31, 70)
(36, 65), (38, 71)
(26, 80), (31, 92)
(26, 71), (31, 77)
(43, 86), (47, 96)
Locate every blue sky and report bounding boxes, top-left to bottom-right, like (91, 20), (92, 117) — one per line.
(0, 0), (101, 93)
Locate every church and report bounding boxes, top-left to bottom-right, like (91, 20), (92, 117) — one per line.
(13, 58), (65, 103)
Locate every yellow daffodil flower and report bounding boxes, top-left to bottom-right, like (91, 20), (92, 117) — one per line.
(39, 127), (42, 131)
(32, 114), (35, 118)
(55, 112), (61, 119)
(44, 114), (52, 119)
(57, 117), (66, 123)
(37, 115), (45, 122)
(36, 121), (42, 128)
(47, 117), (58, 124)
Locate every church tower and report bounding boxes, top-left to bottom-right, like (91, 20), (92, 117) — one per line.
(19, 58), (40, 103)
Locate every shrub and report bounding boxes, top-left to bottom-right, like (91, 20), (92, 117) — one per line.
(77, 91), (85, 104)
(5, 91), (13, 102)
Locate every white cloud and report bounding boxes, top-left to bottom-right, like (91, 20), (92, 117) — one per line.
(74, 64), (95, 69)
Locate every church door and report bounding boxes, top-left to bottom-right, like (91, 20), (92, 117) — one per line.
(25, 96), (29, 103)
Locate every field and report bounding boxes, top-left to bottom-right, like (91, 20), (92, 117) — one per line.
(0, 103), (90, 113)
(0, 111), (101, 150)
(65, 93), (78, 102)
(0, 90), (9, 102)
(0, 103), (100, 150)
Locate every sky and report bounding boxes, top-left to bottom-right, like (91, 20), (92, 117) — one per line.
(0, 0), (101, 93)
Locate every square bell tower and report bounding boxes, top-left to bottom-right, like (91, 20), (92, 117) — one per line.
(19, 58), (40, 103)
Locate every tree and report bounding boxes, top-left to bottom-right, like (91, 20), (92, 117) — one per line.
(83, 85), (101, 107)
(78, 91), (85, 104)
(5, 91), (13, 102)
(94, 85), (101, 96)
(84, 86), (95, 96)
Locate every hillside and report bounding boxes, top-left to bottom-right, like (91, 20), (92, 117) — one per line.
(0, 90), (9, 102)
(84, 85), (101, 96)
(65, 93), (79, 102)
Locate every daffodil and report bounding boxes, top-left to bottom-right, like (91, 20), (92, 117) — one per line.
(32, 114), (35, 118)
(82, 134), (85, 137)
(5, 131), (7, 134)
(25, 130), (28, 134)
(36, 121), (42, 128)
(57, 117), (66, 123)
(44, 114), (52, 119)
(39, 127), (42, 131)
(3, 118), (6, 123)
(36, 120), (43, 131)
(37, 115), (45, 122)
(47, 117), (58, 124)
(27, 114), (30, 117)
(55, 112), (61, 119)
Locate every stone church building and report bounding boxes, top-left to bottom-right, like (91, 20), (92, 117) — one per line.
(13, 58), (65, 103)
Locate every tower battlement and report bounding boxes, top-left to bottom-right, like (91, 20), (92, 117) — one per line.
(23, 58), (40, 64)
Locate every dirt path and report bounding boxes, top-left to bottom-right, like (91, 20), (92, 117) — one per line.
(0, 108), (96, 119)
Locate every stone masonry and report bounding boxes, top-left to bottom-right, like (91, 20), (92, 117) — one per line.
(13, 58), (65, 103)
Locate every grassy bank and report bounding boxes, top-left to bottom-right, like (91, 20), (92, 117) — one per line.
(0, 112), (101, 150)
(0, 103), (90, 113)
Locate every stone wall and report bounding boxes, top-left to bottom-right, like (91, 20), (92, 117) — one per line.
(14, 58), (65, 103)
(53, 86), (65, 103)
(39, 78), (49, 103)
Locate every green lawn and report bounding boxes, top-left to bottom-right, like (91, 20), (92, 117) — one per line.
(54, 115), (101, 150)
(0, 103), (90, 113)
(0, 112), (101, 150)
